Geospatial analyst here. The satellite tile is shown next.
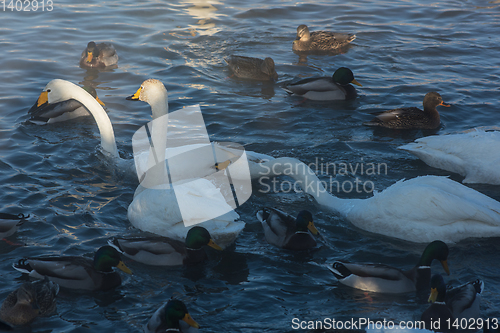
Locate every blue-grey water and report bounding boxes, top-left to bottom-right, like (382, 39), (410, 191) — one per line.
(1, 0), (500, 332)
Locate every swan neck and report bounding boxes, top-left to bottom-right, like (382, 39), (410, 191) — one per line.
(149, 94), (169, 119)
(71, 85), (119, 158)
(249, 157), (347, 214)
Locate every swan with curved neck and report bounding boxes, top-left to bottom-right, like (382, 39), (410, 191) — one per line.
(35, 79), (271, 183)
(37, 79), (119, 158)
(247, 157), (500, 243)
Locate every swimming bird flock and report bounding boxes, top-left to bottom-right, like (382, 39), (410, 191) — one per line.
(3, 19), (495, 331)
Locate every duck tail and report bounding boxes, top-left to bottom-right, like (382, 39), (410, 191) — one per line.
(12, 259), (33, 274)
(282, 87), (294, 95)
(107, 237), (124, 254)
(347, 34), (356, 43)
(326, 262), (351, 280)
(472, 279), (484, 294)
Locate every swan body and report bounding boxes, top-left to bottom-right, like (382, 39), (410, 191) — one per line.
(28, 85), (105, 125)
(292, 24), (356, 53)
(225, 55), (278, 81)
(327, 241), (449, 294)
(363, 92), (450, 129)
(399, 129), (500, 184)
(108, 226), (222, 266)
(79, 41), (118, 69)
(12, 246), (132, 291)
(283, 67), (362, 101)
(0, 213), (27, 238)
(0, 279), (58, 326)
(145, 299), (199, 333)
(256, 208), (319, 250)
(422, 274), (483, 328)
(127, 80), (273, 248)
(248, 157), (500, 243)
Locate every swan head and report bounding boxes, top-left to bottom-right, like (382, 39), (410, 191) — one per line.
(35, 79), (98, 107)
(296, 210), (319, 235)
(126, 79), (168, 118)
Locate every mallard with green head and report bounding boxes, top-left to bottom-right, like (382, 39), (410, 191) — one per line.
(283, 67), (362, 101)
(225, 55), (278, 81)
(79, 41), (118, 69)
(108, 226), (222, 266)
(256, 208), (319, 250)
(12, 246), (132, 291)
(292, 24), (356, 53)
(145, 299), (200, 333)
(363, 92), (451, 129)
(422, 273), (483, 328)
(0, 279), (58, 327)
(0, 213), (27, 238)
(327, 240), (450, 294)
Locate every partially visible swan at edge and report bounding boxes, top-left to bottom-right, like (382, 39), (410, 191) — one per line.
(398, 127), (500, 185)
(247, 157), (500, 243)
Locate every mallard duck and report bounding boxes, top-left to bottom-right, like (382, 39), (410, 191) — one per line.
(79, 41), (118, 69)
(283, 67), (362, 101)
(145, 299), (200, 333)
(399, 128), (500, 185)
(363, 92), (451, 130)
(421, 274), (483, 329)
(108, 226), (222, 266)
(292, 24), (356, 53)
(326, 240), (449, 293)
(0, 213), (27, 238)
(225, 55), (278, 81)
(12, 246), (132, 291)
(0, 279), (58, 326)
(256, 208), (319, 250)
(28, 85), (105, 125)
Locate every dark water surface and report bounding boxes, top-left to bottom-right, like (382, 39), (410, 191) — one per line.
(1, 0), (500, 332)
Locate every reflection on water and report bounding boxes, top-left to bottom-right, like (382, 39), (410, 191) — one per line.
(181, 0), (223, 36)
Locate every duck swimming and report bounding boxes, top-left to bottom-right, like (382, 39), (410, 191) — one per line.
(0, 213), (27, 238)
(292, 24), (356, 53)
(28, 84), (105, 125)
(108, 226), (222, 266)
(79, 41), (118, 69)
(327, 240), (449, 294)
(256, 208), (319, 250)
(0, 279), (58, 327)
(283, 67), (362, 101)
(145, 299), (199, 333)
(363, 92), (450, 130)
(421, 274), (483, 328)
(225, 55), (278, 81)
(12, 246), (132, 291)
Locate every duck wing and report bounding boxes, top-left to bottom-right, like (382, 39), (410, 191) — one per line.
(257, 208), (295, 247)
(108, 237), (186, 266)
(20, 256), (93, 280)
(446, 279), (483, 319)
(284, 77), (338, 95)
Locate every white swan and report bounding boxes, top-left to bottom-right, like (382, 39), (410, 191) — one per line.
(126, 79), (274, 248)
(247, 157), (500, 243)
(33, 79), (270, 181)
(398, 128), (500, 185)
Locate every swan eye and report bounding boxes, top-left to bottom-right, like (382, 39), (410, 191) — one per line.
(46, 89), (51, 93)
